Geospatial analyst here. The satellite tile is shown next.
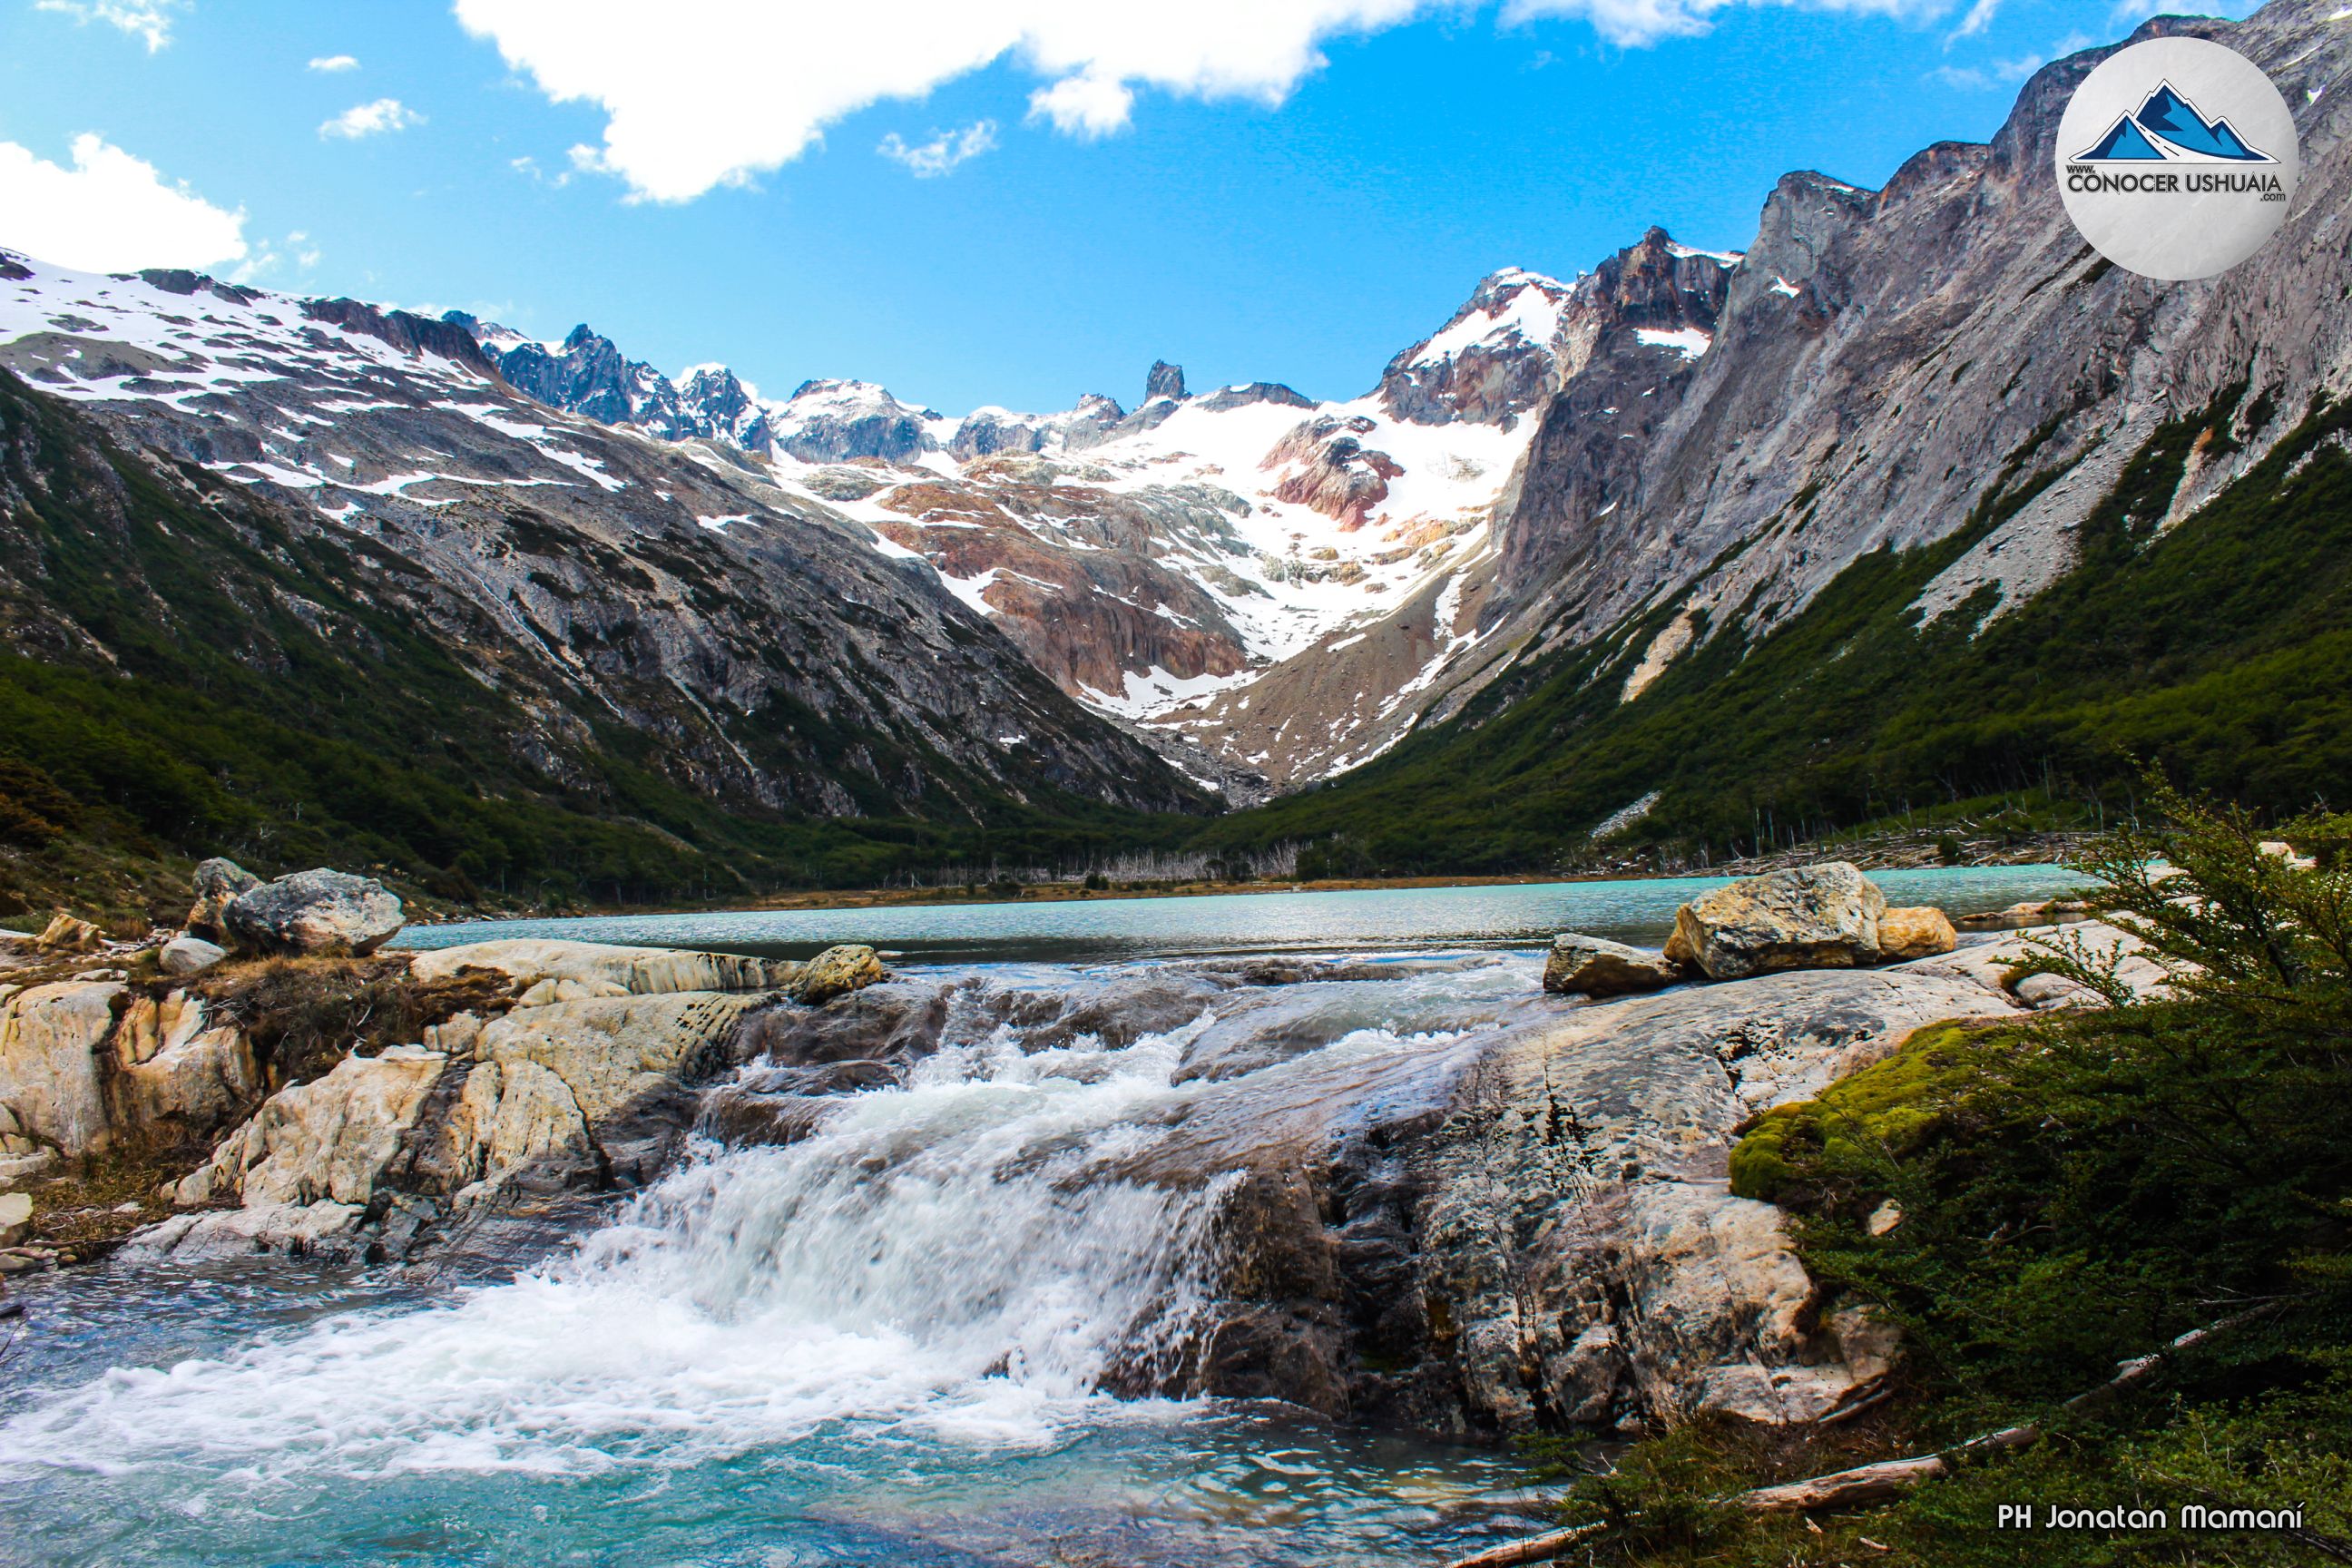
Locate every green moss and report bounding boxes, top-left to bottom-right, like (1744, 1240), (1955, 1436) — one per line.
(1729, 1022), (2018, 1205)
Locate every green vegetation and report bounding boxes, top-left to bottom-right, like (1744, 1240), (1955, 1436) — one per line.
(1538, 786), (2352, 1565)
(1208, 386), (2352, 874)
(0, 372), (1186, 924)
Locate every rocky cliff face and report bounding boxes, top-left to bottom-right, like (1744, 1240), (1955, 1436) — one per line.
(1474, 2), (2352, 720)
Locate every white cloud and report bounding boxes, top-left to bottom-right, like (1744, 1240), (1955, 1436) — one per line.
(33, 0), (182, 52)
(1929, 50), (2038, 88)
(1944, 0), (1996, 43)
(877, 119), (1000, 176)
(1027, 74), (1136, 138)
(319, 98), (424, 139)
(0, 132), (244, 270)
(308, 53), (360, 72)
(453, 0), (1984, 202)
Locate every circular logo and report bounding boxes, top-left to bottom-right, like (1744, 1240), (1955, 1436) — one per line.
(2055, 36), (2298, 280)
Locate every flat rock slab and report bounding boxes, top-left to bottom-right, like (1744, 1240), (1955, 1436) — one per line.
(408, 937), (797, 996)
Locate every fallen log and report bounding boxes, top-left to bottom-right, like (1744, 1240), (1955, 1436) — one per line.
(1440, 1522), (1604, 1568)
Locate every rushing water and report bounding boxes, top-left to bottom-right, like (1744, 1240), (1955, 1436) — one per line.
(1, 870), (2081, 1566)
(393, 864), (2089, 965)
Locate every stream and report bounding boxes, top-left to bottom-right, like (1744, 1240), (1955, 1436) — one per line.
(0, 867), (2082, 1566)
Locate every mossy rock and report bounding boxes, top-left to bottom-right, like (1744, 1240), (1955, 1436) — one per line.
(1729, 1020), (2024, 1206)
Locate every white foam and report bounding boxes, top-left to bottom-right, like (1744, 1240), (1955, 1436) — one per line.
(0, 1012), (1236, 1481)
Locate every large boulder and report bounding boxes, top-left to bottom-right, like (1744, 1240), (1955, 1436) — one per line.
(1543, 934), (1689, 998)
(144, 980), (766, 1263)
(0, 980), (122, 1153)
(111, 990), (261, 1140)
(412, 989), (765, 1200)
(789, 944), (890, 1005)
(172, 1044), (447, 1210)
(1668, 862), (1886, 981)
(1096, 963), (2027, 1434)
(223, 868), (405, 956)
(1877, 906), (1957, 962)
(185, 858), (261, 942)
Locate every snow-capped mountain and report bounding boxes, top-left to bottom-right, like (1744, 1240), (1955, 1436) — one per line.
(444, 240), (1737, 788)
(0, 254), (1207, 818)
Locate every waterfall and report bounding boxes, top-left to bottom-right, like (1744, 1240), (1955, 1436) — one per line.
(0, 1000), (1240, 1478)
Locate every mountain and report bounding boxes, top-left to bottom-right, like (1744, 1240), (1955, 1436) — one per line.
(1199, 0), (2352, 871)
(448, 260), (1651, 791)
(6, 0), (2345, 912)
(0, 257), (1208, 916)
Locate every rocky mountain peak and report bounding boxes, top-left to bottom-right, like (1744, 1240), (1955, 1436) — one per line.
(1146, 360), (1188, 402)
(771, 378), (940, 464)
(1377, 266), (1574, 427)
(1592, 226), (1734, 336)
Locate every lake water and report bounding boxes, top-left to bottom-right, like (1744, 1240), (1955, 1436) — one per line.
(393, 864), (2088, 966)
(2, 868), (2084, 1566)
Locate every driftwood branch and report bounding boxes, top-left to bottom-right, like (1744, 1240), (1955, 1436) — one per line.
(1441, 1302), (2286, 1568)
(1442, 1521), (1604, 1568)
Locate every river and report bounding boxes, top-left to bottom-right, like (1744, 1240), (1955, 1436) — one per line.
(0, 867), (2082, 1566)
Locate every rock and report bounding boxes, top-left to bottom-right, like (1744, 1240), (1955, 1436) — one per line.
(0, 980), (123, 1153)
(1876, 906), (1956, 962)
(1956, 898), (2095, 932)
(35, 914), (102, 952)
(1907, 918), (2171, 1006)
(174, 1044), (447, 1210)
(516, 975), (632, 1006)
(111, 990), (262, 1140)
(160, 935), (229, 975)
(407, 937), (797, 996)
(789, 945), (889, 1006)
(1543, 934), (1688, 997)
(1103, 963), (2026, 1434)
(1867, 1199), (1904, 1237)
(734, 981), (951, 1071)
(224, 868), (405, 956)
(424, 990), (763, 1198)
(1670, 862), (1886, 981)
(1145, 359), (1188, 402)
(0, 1151), (57, 1187)
(2012, 972), (2099, 1010)
(700, 1060), (902, 1147)
(185, 858), (261, 942)
(1015, 971), (1230, 1051)
(0, 1190), (30, 1246)
(2259, 839), (2318, 871)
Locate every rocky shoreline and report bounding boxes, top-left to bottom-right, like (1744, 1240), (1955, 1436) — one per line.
(0, 857), (2153, 1442)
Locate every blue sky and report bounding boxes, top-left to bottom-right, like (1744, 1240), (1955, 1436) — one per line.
(0, 1), (2253, 414)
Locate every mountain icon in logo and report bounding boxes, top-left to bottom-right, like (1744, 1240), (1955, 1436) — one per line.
(2075, 81), (2275, 162)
